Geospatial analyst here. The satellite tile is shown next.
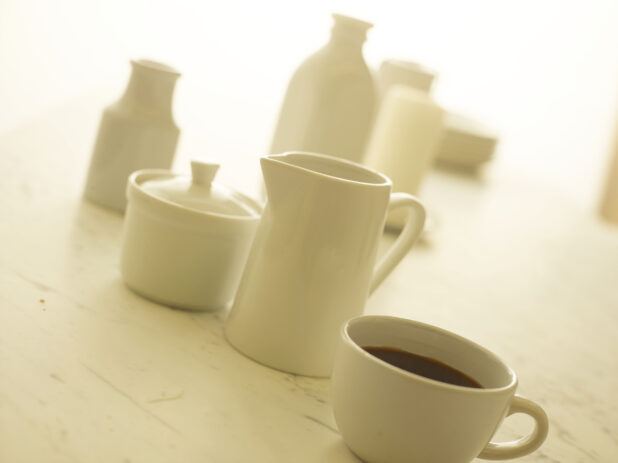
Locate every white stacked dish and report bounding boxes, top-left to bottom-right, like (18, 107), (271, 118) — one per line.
(435, 113), (498, 167)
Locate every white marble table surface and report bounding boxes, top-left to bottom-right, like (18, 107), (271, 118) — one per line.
(1, 92), (617, 463)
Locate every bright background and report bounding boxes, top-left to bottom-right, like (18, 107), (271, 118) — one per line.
(2, 0), (617, 208)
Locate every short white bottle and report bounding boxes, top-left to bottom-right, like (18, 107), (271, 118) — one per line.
(364, 86), (444, 229)
(378, 59), (436, 96)
(84, 59), (181, 212)
(269, 14), (376, 164)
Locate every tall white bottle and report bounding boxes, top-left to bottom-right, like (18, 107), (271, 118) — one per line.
(269, 14), (376, 163)
(84, 59), (181, 212)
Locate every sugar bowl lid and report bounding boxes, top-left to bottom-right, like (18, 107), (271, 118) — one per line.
(136, 160), (259, 217)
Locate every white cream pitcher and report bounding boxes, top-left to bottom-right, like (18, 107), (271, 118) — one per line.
(225, 152), (425, 377)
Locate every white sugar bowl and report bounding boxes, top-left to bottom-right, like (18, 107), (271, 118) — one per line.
(121, 160), (262, 311)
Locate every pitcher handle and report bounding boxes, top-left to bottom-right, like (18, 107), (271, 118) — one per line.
(370, 193), (426, 294)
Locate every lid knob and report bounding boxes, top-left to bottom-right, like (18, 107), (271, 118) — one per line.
(191, 159), (220, 186)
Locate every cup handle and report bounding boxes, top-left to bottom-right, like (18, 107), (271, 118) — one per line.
(478, 395), (549, 460)
(370, 193), (426, 294)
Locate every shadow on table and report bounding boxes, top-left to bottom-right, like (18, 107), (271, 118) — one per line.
(432, 159), (490, 180)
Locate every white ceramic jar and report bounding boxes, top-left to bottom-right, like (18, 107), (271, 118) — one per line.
(225, 152), (426, 377)
(121, 160), (262, 311)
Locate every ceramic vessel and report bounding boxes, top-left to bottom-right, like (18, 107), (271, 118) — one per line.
(364, 85), (444, 229)
(121, 160), (262, 311)
(599, 115), (618, 224)
(269, 14), (376, 164)
(225, 152), (426, 377)
(84, 59), (181, 212)
(332, 315), (549, 463)
(435, 112), (498, 167)
(378, 59), (436, 96)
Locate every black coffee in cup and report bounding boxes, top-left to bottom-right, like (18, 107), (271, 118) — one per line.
(363, 346), (482, 389)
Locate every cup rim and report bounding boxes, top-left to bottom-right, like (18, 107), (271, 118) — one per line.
(342, 315), (517, 394)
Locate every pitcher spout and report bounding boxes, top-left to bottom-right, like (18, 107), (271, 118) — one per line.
(261, 154), (299, 205)
(260, 152), (323, 205)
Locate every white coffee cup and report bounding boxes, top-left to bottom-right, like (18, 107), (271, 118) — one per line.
(332, 316), (549, 463)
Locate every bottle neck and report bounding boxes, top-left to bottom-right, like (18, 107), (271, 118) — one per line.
(120, 60), (180, 112)
(329, 29), (367, 60)
(327, 15), (371, 55)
